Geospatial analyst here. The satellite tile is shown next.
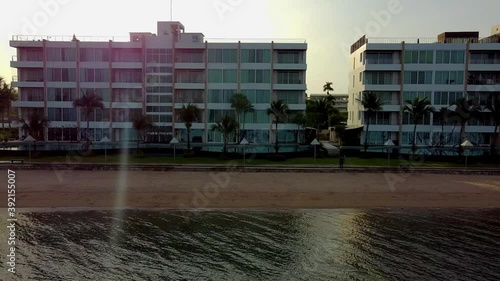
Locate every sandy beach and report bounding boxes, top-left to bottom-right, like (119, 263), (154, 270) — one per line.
(2, 169), (500, 209)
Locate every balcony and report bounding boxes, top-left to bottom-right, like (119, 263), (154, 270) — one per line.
(468, 59), (500, 72)
(12, 101), (44, 108)
(273, 84), (307, 91)
(175, 63), (205, 70)
(10, 56), (43, 68)
(273, 63), (307, 71)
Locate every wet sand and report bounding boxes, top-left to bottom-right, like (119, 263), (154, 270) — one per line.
(2, 170), (500, 209)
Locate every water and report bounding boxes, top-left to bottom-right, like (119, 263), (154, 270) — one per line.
(2, 209), (500, 280)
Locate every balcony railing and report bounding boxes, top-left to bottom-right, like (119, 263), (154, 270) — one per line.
(469, 59), (500, 64)
(365, 59), (396, 64)
(11, 35), (130, 42)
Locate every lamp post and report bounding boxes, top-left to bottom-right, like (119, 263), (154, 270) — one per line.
(384, 139), (395, 166)
(170, 137), (179, 165)
(461, 140), (474, 170)
(240, 137), (249, 168)
(23, 135), (35, 163)
(100, 136), (111, 165)
(311, 138), (320, 165)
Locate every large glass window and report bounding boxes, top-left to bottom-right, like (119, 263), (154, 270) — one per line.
(80, 69), (110, 82)
(364, 72), (394, 85)
(241, 49), (271, 63)
(175, 70), (204, 83)
(404, 50), (433, 64)
(276, 51), (303, 64)
(175, 90), (204, 103)
(113, 69), (142, 83)
(241, 90), (271, 104)
(366, 52), (394, 64)
(112, 89), (142, 102)
(208, 49), (237, 63)
(20, 88), (45, 101)
(146, 49), (172, 63)
(176, 50), (204, 63)
(47, 88), (77, 101)
(403, 71), (433, 84)
(276, 91), (305, 104)
(241, 69), (271, 83)
(276, 71), (302, 84)
(48, 108), (77, 121)
(113, 49), (142, 62)
(435, 71), (464, 85)
(434, 92), (463, 106)
(47, 68), (76, 82)
(208, 90), (236, 103)
(403, 91), (432, 102)
(436, 50), (465, 64)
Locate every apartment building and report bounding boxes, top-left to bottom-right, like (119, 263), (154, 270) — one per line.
(347, 25), (500, 151)
(10, 21), (307, 146)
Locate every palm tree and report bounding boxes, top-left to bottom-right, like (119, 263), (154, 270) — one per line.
(179, 103), (200, 151)
(231, 93), (254, 140)
(357, 92), (384, 152)
(18, 112), (49, 140)
(449, 98), (481, 155)
(267, 100), (290, 153)
(486, 95), (500, 155)
(73, 90), (104, 145)
(132, 114), (153, 150)
(403, 97), (434, 153)
(0, 77), (17, 136)
(291, 112), (306, 143)
(323, 82), (334, 95)
(306, 98), (333, 136)
(211, 115), (239, 155)
(435, 107), (451, 147)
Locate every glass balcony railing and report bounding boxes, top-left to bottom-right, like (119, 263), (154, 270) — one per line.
(469, 58), (500, 64)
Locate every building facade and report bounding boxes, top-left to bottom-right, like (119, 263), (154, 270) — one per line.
(347, 27), (500, 151)
(10, 21), (307, 146)
(309, 93), (348, 113)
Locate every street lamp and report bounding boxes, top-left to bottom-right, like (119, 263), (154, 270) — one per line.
(100, 136), (111, 165)
(240, 137), (249, 168)
(384, 139), (395, 166)
(461, 140), (474, 170)
(311, 138), (320, 165)
(170, 137), (179, 165)
(23, 135), (35, 163)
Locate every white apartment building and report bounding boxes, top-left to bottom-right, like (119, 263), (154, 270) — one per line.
(348, 26), (500, 151)
(10, 21), (307, 146)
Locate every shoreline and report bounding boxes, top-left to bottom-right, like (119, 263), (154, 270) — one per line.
(1, 170), (500, 209)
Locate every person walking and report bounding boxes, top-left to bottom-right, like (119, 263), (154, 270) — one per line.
(339, 152), (345, 168)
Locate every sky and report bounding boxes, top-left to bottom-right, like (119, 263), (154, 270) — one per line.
(1, 0), (499, 94)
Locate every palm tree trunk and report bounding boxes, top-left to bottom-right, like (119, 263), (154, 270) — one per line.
(275, 121), (279, 154)
(412, 123), (418, 154)
(187, 128), (191, 151)
(491, 124), (499, 155)
(364, 119), (370, 152)
(459, 121), (466, 156)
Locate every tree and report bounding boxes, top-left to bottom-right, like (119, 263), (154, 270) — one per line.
(211, 115), (239, 155)
(323, 82), (334, 95)
(179, 103), (200, 151)
(0, 77), (17, 135)
(267, 100), (290, 153)
(231, 93), (254, 141)
(435, 107), (451, 147)
(357, 92), (384, 152)
(449, 98), (481, 155)
(486, 95), (500, 155)
(306, 99), (331, 135)
(132, 114), (153, 150)
(73, 90), (104, 145)
(18, 112), (49, 140)
(291, 112), (306, 143)
(403, 97), (434, 153)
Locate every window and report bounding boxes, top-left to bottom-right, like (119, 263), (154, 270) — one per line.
(175, 90), (204, 103)
(469, 92), (493, 106)
(403, 112), (431, 125)
(176, 50), (204, 63)
(241, 90), (271, 104)
(47, 88), (77, 101)
(364, 72), (394, 85)
(113, 89), (142, 102)
(276, 51), (303, 64)
(146, 106), (170, 113)
(81, 88), (110, 102)
(80, 108), (110, 122)
(80, 69), (110, 82)
(146, 95), (172, 104)
(48, 108), (77, 121)
(20, 88), (44, 101)
(146, 74), (172, 84)
(146, 49), (172, 63)
(366, 52), (394, 64)
(276, 91), (304, 104)
(21, 48), (43, 61)
(470, 52), (495, 64)
(47, 68), (76, 82)
(436, 50), (465, 64)
(434, 92), (462, 106)
(435, 71), (464, 85)
(146, 86), (172, 94)
(403, 71), (433, 84)
(208, 49), (237, 63)
(208, 90), (236, 103)
(113, 69), (142, 83)
(113, 49), (142, 62)
(276, 71), (302, 84)
(175, 70), (204, 83)
(23, 69), (44, 82)
(209, 70), (237, 83)
(403, 91), (432, 102)
(404, 50), (433, 64)
(241, 49), (271, 63)
(241, 69), (271, 83)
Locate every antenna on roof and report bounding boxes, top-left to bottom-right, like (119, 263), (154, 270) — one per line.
(170, 0), (173, 21)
